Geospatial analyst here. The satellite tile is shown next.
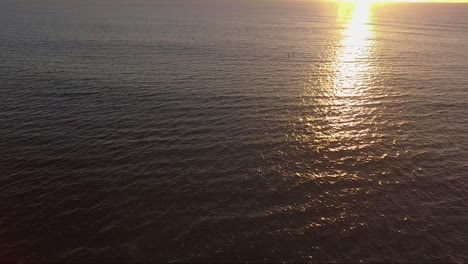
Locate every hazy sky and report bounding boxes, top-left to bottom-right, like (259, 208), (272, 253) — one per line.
(331, 0), (468, 2)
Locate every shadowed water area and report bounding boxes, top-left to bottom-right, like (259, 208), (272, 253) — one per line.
(1, 0), (468, 262)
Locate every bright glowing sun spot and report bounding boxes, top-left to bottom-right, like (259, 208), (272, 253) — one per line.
(333, 0), (423, 3)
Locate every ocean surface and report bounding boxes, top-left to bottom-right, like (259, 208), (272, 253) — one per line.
(1, 0), (468, 262)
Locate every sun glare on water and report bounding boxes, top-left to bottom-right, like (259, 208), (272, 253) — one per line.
(332, 0), (373, 98)
(300, 0), (377, 156)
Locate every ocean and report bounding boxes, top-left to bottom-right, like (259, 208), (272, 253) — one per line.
(1, 0), (468, 262)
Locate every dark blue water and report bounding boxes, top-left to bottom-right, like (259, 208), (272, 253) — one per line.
(1, 0), (468, 262)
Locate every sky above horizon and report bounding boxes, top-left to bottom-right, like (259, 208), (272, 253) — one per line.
(328, 0), (468, 2)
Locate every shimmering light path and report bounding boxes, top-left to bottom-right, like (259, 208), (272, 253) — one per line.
(1, 0), (468, 262)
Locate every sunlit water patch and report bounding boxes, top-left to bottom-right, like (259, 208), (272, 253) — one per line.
(1, 0), (468, 262)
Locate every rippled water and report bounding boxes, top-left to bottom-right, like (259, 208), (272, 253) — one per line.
(1, 0), (468, 262)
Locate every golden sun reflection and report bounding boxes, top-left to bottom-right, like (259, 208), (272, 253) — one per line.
(333, 1), (373, 97)
(324, 1), (376, 148)
(300, 1), (378, 158)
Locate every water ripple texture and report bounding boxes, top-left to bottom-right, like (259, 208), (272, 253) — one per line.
(1, 0), (468, 262)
